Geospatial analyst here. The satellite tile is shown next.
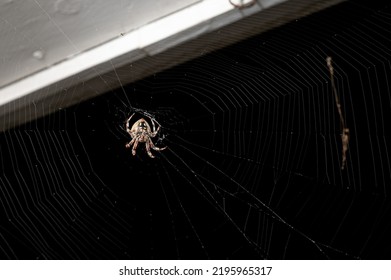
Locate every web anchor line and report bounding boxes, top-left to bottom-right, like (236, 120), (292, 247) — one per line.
(326, 57), (350, 170)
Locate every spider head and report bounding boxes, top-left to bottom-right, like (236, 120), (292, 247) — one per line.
(138, 119), (148, 130)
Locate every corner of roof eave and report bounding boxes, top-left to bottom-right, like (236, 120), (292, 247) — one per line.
(0, 0), (346, 131)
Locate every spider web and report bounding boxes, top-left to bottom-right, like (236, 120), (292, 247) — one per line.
(1, 0), (391, 259)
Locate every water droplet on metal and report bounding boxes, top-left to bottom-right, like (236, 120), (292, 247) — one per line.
(33, 50), (44, 60)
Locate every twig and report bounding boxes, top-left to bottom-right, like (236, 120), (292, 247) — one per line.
(326, 57), (349, 170)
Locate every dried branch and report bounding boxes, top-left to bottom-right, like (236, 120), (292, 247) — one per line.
(326, 57), (349, 170)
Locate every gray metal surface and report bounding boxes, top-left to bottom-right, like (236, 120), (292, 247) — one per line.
(0, 0), (200, 88)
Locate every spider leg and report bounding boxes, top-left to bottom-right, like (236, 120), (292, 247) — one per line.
(145, 140), (155, 158)
(148, 116), (161, 137)
(149, 138), (166, 151)
(125, 137), (135, 148)
(125, 113), (135, 134)
(149, 116), (156, 132)
(131, 137), (140, 156)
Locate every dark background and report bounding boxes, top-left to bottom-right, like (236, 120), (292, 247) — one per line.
(1, 0), (391, 259)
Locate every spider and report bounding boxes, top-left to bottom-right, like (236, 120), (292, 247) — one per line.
(125, 113), (166, 158)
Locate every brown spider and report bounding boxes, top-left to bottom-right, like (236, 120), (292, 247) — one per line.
(125, 113), (166, 158)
